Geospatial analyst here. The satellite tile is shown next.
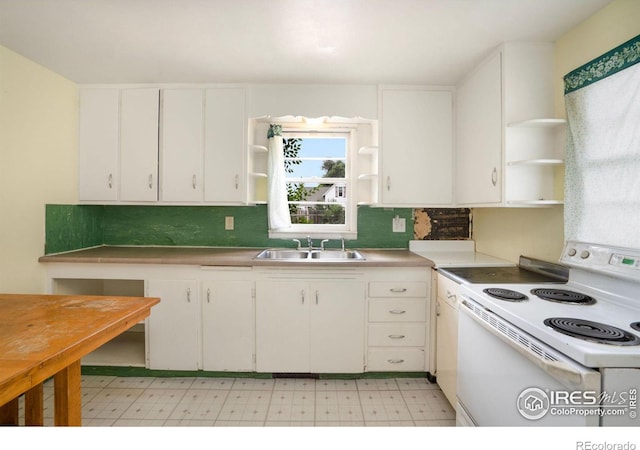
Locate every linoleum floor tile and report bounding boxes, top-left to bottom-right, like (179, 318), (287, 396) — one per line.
(169, 389), (229, 421)
(355, 379), (399, 391)
(217, 390), (271, 422)
(267, 390), (315, 422)
(273, 378), (316, 391)
(82, 388), (145, 419)
(190, 377), (235, 390)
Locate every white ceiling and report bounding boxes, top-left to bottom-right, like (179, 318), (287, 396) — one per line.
(0, 0), (614, 85)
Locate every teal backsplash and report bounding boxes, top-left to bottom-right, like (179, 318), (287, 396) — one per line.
(44, 204), (414, 254)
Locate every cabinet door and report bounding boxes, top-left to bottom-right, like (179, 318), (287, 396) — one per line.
(255, 280), (309, 372)
(78, 88), (119, 201)
(120, 88), (159, 202)
(310, 281), (365, 373)
(202, 280), (254, 371)
(204, 88), (246, 203)
(160, 89), (204, 202)
(147, 279), (200, 370)
(436, 298), (458, 406)
(380, 89), (453, 206)
(436, 274), (459, 406)
(456, 51), (502, 204)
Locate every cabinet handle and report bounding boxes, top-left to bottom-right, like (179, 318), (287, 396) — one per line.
(315, 290), (319, 305)
(108, 173), (113, 189)
(446, 290), (457, 301)
(192, 174), (197, 189)
(234, 174), (239, 190)
(388, 359), (404, 364)
(388, 334), (406, 339)
(389, 309), (406, 315)
(491, 167), (497, 187)
(389, 288), (407, 293)
(148, 174), (153, 189)
(301, 290), (305, 304)
(386, 176), (391, 191)
(207, 287), (211, 303)
(187, 288), (191, 303)
(436, 300), (441, 317)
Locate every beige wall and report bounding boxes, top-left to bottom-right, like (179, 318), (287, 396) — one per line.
(0, 45), (78, 293)
(473, 0), (640, 263)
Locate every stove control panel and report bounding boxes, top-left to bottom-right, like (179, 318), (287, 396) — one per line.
(561, 241), (640, 279)
(610, 253), (640, 269)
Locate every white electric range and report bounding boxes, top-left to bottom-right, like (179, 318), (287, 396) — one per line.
(455, 240), (640, 427)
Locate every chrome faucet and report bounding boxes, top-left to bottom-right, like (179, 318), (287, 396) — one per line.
(341, 238), (346, 251)
(320, 239), (329, 250)
(292, 239), (301, 250)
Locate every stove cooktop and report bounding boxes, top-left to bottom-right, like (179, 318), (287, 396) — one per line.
(460, 282), (640, 368)
(437, 255), (569, 284)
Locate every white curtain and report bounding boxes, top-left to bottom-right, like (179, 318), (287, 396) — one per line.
(267, 124), (292, 230)
(564, 35), (640, 249)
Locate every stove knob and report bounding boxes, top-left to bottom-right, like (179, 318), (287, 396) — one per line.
(580, 250), (590, 259)
(568, 248), (577, 256)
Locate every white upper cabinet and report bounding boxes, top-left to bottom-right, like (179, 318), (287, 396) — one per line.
(160, 89), (205, 202)
(456, 42), (564, 207)
(79, 88), (160, 203)
(379, 87), (454, 206)
(204, 88), (246, 204)
(78, 88), (120, 201)
(120, 88), (159, 202)
(455, 52), (503, 205)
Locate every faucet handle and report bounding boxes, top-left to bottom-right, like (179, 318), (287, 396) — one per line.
(341, 238), (346, 251)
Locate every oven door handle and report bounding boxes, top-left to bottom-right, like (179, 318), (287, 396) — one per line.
(459, 298), (600, 392)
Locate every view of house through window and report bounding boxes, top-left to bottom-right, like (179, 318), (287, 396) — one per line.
(282, 133), (349, 226)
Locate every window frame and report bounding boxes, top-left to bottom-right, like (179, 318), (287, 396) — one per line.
(268, 126), (359, 240)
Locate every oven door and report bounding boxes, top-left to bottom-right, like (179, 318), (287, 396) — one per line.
(457, 296), (601, 426)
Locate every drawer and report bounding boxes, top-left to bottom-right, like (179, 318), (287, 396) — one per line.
(367, 349), (425, 371)
(368, 299), (426, 322)
(368, 281), (427, 298)
(368, 324), (426, 347)
(437, 273), (461, 309)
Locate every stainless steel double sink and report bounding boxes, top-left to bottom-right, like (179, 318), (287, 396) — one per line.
(254, 248), (365, 261)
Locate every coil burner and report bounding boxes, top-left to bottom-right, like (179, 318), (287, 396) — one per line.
(544, 317), (640, 346)
(531, 288), (596, 305)
(482, 288), (528, 302)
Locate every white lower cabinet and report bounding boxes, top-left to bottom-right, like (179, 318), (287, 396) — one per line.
(201, 279), (254, 371)
(44, 263), (431, 374)
(366, 268), (430, 372)
(147, 279), (200, 370)
(435, 273), (460, 406)
(255, 276), (365, 373)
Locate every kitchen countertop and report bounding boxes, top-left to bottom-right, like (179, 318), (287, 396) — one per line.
(38, 245), (432, 268)
(409, 240), (513, 268)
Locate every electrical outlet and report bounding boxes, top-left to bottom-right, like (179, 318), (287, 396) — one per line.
(225, 216), (234, 230)
(392, 215), (406, 233)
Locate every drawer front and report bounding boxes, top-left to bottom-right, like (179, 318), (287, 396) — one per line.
(367, 349), (425, 371)
(368, 281), (427, 298)
(368, 300), (426, 322)
(368, 324), (426, 347)
(437, 273), (461, 309)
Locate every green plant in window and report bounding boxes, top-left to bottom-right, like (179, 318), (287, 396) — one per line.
(283, 138), (318, 221)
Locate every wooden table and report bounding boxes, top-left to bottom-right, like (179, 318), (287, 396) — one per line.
(0, 294), (159, 426)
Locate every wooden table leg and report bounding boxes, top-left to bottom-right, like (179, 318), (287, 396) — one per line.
(0, 397), (19, 425)
(54, 360), (82, 426)
(24, 383), (44, 426)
